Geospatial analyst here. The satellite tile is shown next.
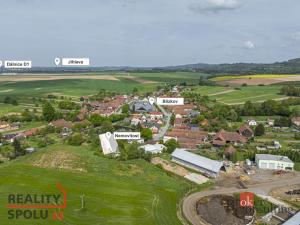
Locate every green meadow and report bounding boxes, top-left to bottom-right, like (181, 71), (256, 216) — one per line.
(0, 144), (193, 225)
(189, 85), (285, 105)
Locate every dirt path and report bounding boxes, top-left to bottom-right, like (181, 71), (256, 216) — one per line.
(182, 172), (300, 225)
(0, 74), (119, 82)
(207, 89), (236, 96)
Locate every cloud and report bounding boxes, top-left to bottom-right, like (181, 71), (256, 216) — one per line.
(244, 41), (255, 49)
(189, 0), (242, 13)
(291, 32), (300, 41)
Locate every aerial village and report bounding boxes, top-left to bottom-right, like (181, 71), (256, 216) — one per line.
(1, 84), (300, 224)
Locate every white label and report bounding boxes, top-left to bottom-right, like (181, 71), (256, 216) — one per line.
(0, 60), (2, 67)
(156, 97), (184, 105)
(4, 61), (32, 69)
(113, 132), (141, 140)
(62, 58), (89, 66)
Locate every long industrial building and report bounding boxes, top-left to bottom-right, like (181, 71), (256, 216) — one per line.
(171, 148), (224, 178)
(255, 154), (294, 170)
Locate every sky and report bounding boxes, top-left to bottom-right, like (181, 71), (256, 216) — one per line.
(0, 0), (300, 67)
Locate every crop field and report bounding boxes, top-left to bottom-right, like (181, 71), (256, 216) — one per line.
(0, 72), (205, 101)
(210, 74), (300, 81)
(189, 85), (286, 105)
(0, 144), (193, 225)
(211, 74), (300, 86)
(0, 78), (157, 100)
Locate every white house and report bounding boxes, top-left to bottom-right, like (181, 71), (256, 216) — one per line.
(255, 154), (294, 170)
(247, 119), (257, 126)
(131, 118), (141, 126)
(149, 112), (163, 120)
(140, 144), (166, 154)
(99, 132), (119, 155)
(274, 141), (281, 149)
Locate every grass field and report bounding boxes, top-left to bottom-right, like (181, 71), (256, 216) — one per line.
(0, 103), (23, 116)
(0, 72), (205, 101)
(0, 144), (193, 225)
(188, 85), (285, 105)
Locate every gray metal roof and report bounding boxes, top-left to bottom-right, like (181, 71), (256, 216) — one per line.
(171, 148), (223, 173)
(282, 211), (300, 225)
(256, 154), (293, 163)
(132, 101), (154, 112)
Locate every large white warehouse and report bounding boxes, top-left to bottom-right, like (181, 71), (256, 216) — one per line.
(255, 154), (294, 170)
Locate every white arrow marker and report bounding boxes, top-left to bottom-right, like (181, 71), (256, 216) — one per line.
(149, 97), (155, 105)
(106, 132), (112, 139)
(54, 58), (61, 66)
(0, 60), (2, 67)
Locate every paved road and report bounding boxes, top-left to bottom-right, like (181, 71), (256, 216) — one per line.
(182, 173), (300, 225)
(153, 104), (171, 141)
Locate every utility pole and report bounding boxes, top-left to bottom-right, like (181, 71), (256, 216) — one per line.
(80, 194), (86, 209)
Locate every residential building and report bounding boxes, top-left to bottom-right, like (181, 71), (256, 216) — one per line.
(171, 148), (224, 177)
(267, 118), (275, 126)
(149, 111), (163, 120)
(0, 121), (10, 132)
(131, 117), (141, 126)
(239, 125), (254, 138)
(255, 154), (294, 170)
(139, 144), (166, 154)
(247, 119), (257, 126)
(23, 128), (39, 138)
(292, 117), (300, 127)
(99, 132), (119, 155)
(50, 119), (73, 129)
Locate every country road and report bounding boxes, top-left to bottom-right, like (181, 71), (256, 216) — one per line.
(153, 104), (171, 141)
(182, 172), (300, 225)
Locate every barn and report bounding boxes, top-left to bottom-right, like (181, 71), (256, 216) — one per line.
(171, 148), (224, 178)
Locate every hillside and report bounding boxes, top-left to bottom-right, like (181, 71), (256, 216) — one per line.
(1, 58), (300, 75)
(0, 145), (193, 225)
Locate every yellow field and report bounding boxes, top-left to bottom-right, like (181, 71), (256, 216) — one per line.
(211, 74), (300, 82)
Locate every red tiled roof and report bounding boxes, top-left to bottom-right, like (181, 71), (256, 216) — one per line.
(23, 128), (39, 137)
(50, 119), (73, 129)
(239, 125), (253, 135)
(214, 129), (247, 143)
(149, 111), (163, 115)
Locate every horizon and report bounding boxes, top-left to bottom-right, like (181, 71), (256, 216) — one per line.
(0, 0), (300, 67)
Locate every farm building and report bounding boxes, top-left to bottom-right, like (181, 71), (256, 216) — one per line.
(282, 211), (300, 225)
(213, 129), (247, 147)
(255, 154), (294, 171)
(171, 148), (224, 177)
(99, 132), (119, 155)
